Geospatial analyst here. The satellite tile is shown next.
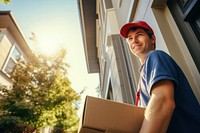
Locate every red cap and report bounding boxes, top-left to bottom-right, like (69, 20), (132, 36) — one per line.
(120, 20), (154, 38)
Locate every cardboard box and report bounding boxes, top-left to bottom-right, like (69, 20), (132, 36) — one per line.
(78, 96), (145, 133)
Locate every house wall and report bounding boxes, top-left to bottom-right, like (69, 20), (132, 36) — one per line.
(0, 29), (13, 85)
(0, 28), (29, 86)
(97, 0), (138, 103)
(111, 0), (136, 25)
(0, 35), (12, 69)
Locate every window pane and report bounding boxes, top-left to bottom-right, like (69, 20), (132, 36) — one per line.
(5, 58), (15, 73)
(191, 14), (200, 43)
(11, 48), (21, 60)
(195, 15), (200, 32)
(181, 0), (190, 6)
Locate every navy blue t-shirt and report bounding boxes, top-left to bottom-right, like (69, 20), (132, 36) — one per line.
(138, 50), (200, 133)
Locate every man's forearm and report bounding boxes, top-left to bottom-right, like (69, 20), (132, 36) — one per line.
(139, 80), (175, 133)
(140, 96), (175, 133)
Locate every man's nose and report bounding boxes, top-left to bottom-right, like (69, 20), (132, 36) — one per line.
(130, 38), (139, 46)
(133, 38), (139, 43)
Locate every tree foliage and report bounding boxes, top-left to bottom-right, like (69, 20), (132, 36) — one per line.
(0, 0), (11, 4)
(0, 49), (80, 132)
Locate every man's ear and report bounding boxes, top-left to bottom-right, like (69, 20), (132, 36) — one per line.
(151, 35), (156, 44)
(151, 35), (156, 49)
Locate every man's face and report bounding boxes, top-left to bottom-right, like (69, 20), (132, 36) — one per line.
(126, 28), (155, 59)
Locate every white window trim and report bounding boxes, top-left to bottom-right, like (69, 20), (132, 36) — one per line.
(2, 44), (22, 76)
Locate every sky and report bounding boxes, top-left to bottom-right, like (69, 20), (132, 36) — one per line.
(0, 0), (99, 115)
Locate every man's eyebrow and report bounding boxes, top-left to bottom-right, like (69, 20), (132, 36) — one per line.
(127, 31), (143, 38)
(135, 31), (143, 35)
(127, 34), (132, 38)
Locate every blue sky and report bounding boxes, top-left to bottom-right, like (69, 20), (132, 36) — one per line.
(1, 0), (99, 115)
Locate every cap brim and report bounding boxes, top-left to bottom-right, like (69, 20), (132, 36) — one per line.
(120, 23), (143, 38)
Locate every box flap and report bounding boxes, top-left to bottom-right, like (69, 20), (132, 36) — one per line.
(81, 96), (145, 133)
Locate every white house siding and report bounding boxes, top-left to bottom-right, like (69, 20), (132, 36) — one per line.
(0, 32), (13, 85)
(0, 12), (32, 87)
(0, 34), (13, 69)
(0, 73), (12, 86)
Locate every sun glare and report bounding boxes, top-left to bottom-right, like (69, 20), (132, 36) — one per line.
(35, 33), (63, 56)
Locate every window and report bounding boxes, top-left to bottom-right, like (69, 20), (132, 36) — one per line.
(12, 47), (21, 60)
(167, 0), (200, 72)
(190, 13), (200, 43)
(107, 82), (113, 100)
(177, 0), (200, 43)
(4, 58), (15, 73)
(104, 0), (113, 9)
(4, 46), (21, 74)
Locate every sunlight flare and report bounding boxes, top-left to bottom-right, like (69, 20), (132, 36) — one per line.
(36, 33), (63, 55)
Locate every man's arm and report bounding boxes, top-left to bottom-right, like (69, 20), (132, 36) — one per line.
(140, 80), (175, 133)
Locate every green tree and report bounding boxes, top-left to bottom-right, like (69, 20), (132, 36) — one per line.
(0, 0), (11, 4)
(0, 49), (80, 132)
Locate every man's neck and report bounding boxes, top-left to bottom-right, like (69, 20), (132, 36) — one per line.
(139, 50), (154, 65)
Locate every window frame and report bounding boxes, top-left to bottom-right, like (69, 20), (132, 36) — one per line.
(2, 44), (22, 75)
(167, 0), (200, 73)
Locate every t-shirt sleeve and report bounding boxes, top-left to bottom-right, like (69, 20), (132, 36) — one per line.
(144, 51), (179, 95)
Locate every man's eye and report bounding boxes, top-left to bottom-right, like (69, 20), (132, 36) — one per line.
(136, 33), (143, 37)
(128, 37), (133, 42)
